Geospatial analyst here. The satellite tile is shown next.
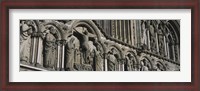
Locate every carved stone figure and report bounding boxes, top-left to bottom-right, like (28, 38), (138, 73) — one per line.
(93, 39), (104, 71)
(147, 21), (157, 53)
(20, 20), (33, 63)
(158, 35), (165, 56)
(125, 55), (132, 71)
(141, 21), (147, 48)
(140, 61), (149, 71)
(87, 50), (95, 66)
(107, 49), (117, 71)
(65, 36), (76, 71)
(19, 20), (180, 71)
(43, 27), (57, 69)
(74, 27), (96, 64)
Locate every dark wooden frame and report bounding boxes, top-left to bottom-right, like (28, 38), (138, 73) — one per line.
(0, 0), (199, 91)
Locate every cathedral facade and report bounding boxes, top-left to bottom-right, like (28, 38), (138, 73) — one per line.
(20, 20), (180, 71)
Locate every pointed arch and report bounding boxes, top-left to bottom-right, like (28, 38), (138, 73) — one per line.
(108, 44), (123, 59)
(125, 51), (139, 64)
(69, 20), (102, 41)
(156, 61), (167, 71)
(44, 21), (64, 40)
(139, 56), (153, 70)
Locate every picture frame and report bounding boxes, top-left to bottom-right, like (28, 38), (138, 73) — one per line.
(0, 0), (199, 91)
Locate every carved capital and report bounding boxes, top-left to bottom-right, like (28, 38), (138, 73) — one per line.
(31, 32), (45, 38)
(31, 32), (38, 37)
(118, 58), (126, 64)
(56, 40), (67, 46)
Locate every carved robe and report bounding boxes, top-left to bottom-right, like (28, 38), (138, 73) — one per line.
(65, 37), (75, 71)
(141, 22), (147, 46)
(107, 54), (117, 71)
(44, 33), (57, 68)
(95, 51), (103, 71)
(126, 57), (133, 71)
(141, 66), (149, 71)
(20, 35), (31, 62)
(20, 23), (32, 62)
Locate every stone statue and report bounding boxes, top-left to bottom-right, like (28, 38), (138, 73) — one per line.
(93, 39), (103, 71)
(147, 21), (157, 53)
(43, 27), (57, 69)
(147, 21), (155, 35)
(74, 27), (96, 64)
(141, 21), (147, 48)
(125, 54), (134, 71)
(65, 36), (76, 71)
(107, 49), (117, 71)
(20, 20), (33, 63)
(88, 50), (95, 66)
(140, 61), (149, 71)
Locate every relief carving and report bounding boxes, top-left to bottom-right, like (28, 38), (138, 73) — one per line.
(141, 20), (148, 49)
(43, 26), (57, 69)
(20, 20), (34, 63)
(65, 36), (76, 71)
(19, 20), (180, 71)
(140, 60), (149, 71)
(107, 49), (119, 71)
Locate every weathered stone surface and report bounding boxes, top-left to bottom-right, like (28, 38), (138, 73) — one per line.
(20, 20), (180, 71)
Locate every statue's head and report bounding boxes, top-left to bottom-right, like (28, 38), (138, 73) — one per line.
(26, 20), (32, 26)
(49, 26), (57, 34)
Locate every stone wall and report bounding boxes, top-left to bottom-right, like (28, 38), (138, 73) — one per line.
(19, 20), (180, 71)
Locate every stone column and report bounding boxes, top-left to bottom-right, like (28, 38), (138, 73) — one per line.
(105, 59), (108, 71)
(156, 33), (159, 54)
(118, 59), (125, 71)
(147, 30), (151, 50)
(164, 36), (167, 57)
(127, 20), (131, 44)
(138, 21), (142, 47)
(166, 42), (170, 59)
(56, 40), (66, 71)
(114, 20), (117, 39)
(30, 32), (38, 65)
(119, 21), (122, 40)
(123, 20), (127, 43)
(131, 20), (135, 46)
(115, 62), (121, 71)
(104, 53), (108, 71)
(172, 45), (175, 61)
(35, 32), (44, 66)
(121, 59), (125, 71)
(56, 43), (61, 70)
(115, 20), (118, 39)
(176, 45), (180, 63)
